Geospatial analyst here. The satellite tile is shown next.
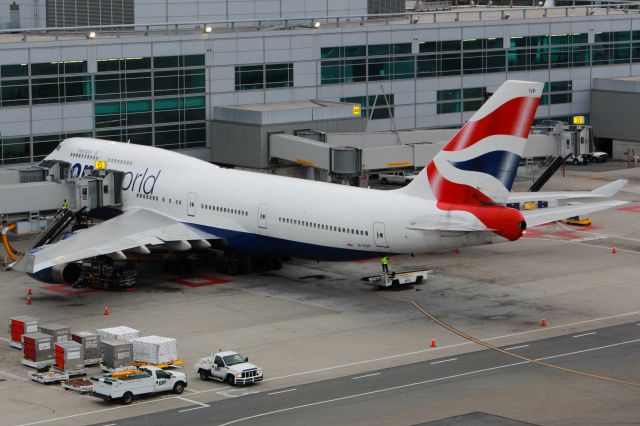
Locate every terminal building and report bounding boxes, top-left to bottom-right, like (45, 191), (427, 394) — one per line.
(0, 0), (639, 172)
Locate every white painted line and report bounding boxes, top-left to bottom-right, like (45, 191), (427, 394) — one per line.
(0, 336), (10, 342)
(218, 338), (640, 426)
(430, 358), (457, 365)
(573, 332), (597, 338)
(178, 406), (208, 413)
(0, 369), (29, 381)
(263, 309), (640, 383)
(176, 396), (209, 408)
(102, 424), (117, 426)
(268, 389), (297, 396)
(525, 236), (640, 254)
(18, 310), (640, 426)
(503, 345), (530, 351)
(352, 373), (380, 380)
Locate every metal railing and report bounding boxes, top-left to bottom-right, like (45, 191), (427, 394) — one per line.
(0, 1), (638, 42)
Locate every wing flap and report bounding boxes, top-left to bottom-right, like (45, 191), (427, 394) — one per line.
(523, 200), (628, 228)
(13, 208), (219, 273)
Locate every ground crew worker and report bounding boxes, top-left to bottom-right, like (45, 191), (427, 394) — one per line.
(62, 199), (69, 210)
(381, 256), (389, 273)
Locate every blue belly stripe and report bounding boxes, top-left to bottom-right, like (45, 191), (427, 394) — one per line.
(188, 222), (388, 261)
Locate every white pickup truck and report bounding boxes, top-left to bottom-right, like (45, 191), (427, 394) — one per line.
(378, 171), (417, 185)
(91, 366), (187, 404)
(195, 351), (263, 385)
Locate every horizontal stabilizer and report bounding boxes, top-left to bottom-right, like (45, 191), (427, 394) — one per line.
(407, 219), (489, 232)
(506, 179), (628, 203)
(523, 200), (628, 228)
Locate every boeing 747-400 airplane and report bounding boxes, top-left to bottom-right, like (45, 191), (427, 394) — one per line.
(13, 80), (627, 284)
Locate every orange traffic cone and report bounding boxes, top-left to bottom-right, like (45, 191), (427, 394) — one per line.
(612, 247), (617, 254)
(103, 306), (109, 316)
(26, 295), (32, 305)
(540, 318), (547, 327)
(431, 339), (437, 348)
(27, 288), (32, 296)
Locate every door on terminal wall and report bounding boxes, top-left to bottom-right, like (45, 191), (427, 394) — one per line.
(258, 204), (268, 235)
(373, 222), (389, 248)
(188, 192), (196, 217)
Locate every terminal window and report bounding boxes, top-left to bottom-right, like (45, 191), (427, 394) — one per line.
(235, 63), (293, 91)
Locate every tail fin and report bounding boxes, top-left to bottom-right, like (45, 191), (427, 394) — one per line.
(401, 80), (544, 204)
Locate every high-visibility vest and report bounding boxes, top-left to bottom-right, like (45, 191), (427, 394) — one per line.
(63, 201), (69, 209)
(381, 257), (389, 265)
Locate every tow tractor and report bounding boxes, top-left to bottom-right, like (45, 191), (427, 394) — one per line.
(91, 366), (187, 404)
(361, 269), (432, 290)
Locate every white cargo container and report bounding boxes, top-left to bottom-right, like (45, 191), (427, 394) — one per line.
(97, 326), (140, 342)
(132, 336), (178, 365)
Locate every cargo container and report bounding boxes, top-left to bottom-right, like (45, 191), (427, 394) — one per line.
(22, 332), (53, 363)
(8, 315), (38, 348)
(72, 331), (101, 361)
(55, 340), (84, 371)
(97, 326), (140, 342)
(39, 323), (71, 343)
(132, 336), (178, 365)
(102, 339), (133, 369)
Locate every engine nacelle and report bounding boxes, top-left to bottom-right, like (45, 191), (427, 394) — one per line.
(28, 262), (81, 284)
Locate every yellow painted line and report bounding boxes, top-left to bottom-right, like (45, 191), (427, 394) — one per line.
(385, 162), (411, 167)
(295, 159), (316, 167)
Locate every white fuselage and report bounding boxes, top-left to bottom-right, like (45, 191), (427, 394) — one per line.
(51, 138), (502, 260)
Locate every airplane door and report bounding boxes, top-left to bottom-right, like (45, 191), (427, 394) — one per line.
(258, 204), (268, 235)
(79, 185), (89, 210)
(187, 192), (196, 217)
(373, 222), (389, 248)
(88, 180), (100, 209)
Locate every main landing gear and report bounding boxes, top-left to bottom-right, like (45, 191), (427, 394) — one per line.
(217, 253), (283, 275)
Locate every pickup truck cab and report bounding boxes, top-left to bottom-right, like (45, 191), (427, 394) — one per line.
(91, 366), (187, 404)
(195, 351), (263, 385)
(378, 171), (417, 185)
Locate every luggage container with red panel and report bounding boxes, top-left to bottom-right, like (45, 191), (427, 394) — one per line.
(72, 331), (101, 365)
(8, 315), (38, 349)
(21, 332), (53, 369)
(54, 340), (84, 372)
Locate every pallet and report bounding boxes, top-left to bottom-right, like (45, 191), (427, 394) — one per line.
(28, 367), (87, 384)
(84, 357), (101, 366)
(9, 341), (21, 349)
(99, 364), (137, 373)
(133, 359), (183, 369)
(21, 358), (53, 370)
(62, 382), (93, 394)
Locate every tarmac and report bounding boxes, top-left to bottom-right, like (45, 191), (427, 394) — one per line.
(1, 162), (640, 425)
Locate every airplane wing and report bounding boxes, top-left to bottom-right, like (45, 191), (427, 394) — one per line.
(522, 200), (628, 228)
(12, 208), (219, 273)
(505, 179), (628, 203)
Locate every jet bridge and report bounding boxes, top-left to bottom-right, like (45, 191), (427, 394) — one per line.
(269, 133), (362, 179)
(0, 163), (124, 222)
